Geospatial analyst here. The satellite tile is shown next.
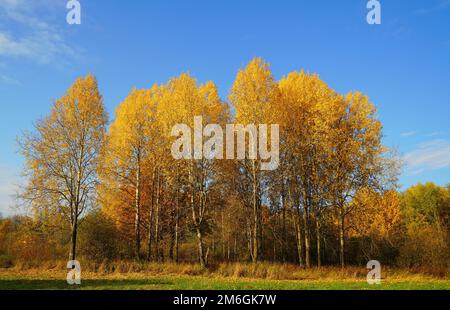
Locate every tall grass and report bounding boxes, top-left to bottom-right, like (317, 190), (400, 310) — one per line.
(3, 260), (448, 280)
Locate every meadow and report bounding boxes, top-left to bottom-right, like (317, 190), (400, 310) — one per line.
(0, 262), (448, 290)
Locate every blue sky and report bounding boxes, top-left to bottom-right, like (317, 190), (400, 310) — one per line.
(0, 0), (449, 215)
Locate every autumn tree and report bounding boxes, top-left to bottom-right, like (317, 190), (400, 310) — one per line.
(349, 188), (401, 263)
(399, 183), (450, 268)
(98, 87), (161, 259)
(327, 92), (383, 267)
(158, 74), (228, 267)
(19, 74), (107, 261)
(275, 71), (343, 267)
(14, 62), (411, 269)
(229, 58), (279, 263)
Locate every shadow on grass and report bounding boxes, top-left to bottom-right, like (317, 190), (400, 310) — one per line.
(0, 278), (174, 290)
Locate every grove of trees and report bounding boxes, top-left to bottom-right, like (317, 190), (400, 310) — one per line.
(0, 58), (448, 270)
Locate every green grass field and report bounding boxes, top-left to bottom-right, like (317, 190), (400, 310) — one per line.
(0, 271), (448, 290)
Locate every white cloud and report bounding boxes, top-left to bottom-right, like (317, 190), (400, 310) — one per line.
(426, 131), (444, 138)
(404, 139), (450, 174)
(0, 73), (20, 85)
(0, 31), (78, 64)
(400, 131), (418, 137)
(0, 0), (79, 65)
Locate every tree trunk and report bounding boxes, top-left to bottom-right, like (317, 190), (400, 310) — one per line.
(233, 236), (237, 261)
(293, 209), (303, 266)
(247, 219), (253, 261)
(147, 168), (155, 261)
(169, 219), (175, 261)
(316, 214), (321, 268)
(251, 159), (259, 263)
(258, 191), (263, 260)
(174, 183), (179, 263)
(303, 204), (310, 268)
(289, 184), (303, 266)
(154, 169), (161, 261)
(221, 211), (226, 260)
(339, 208), (345, 268)
(281, 187), (287, 263)
(70, 216), (78, 261)
(134, 163), (141, 260)
(212, 204), (216, 258)
(189, 166), (207, 267)
(196, 227), (207, 267)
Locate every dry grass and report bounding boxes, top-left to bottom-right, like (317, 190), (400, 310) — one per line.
(0, 261), (448, 290)
(4, 260), (448, 281)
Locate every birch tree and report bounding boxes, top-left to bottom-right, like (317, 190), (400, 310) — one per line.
(20, 74), (107, 261)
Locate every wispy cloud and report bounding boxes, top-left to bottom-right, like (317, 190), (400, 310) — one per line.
(0, 73), (20, 85)
(404, 139), (450, 174)
(0, 31), (78, 65)
(0, 0), (79, 65)
(426, 131), (444, 138)
(401, 131), (418, 137)
(414, 0), (450, 15)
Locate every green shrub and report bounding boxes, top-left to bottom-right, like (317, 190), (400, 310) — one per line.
(78, 211), (123, 261)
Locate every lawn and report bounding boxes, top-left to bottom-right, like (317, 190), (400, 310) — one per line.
(0, 270), (448, 290)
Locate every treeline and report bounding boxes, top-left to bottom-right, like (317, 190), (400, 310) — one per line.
(2, 58), (448, 270)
